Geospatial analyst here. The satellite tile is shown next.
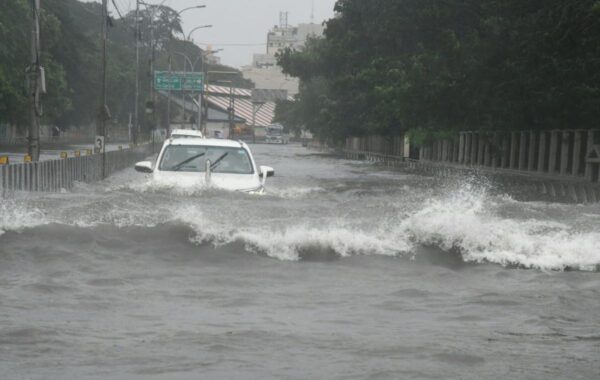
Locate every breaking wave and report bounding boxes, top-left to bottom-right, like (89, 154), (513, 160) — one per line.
(1, 183), (599, 271)
(0, 199), (47, 237)
(401, 186), (600, 271)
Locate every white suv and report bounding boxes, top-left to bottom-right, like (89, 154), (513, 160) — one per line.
(135, 138), (274, 193)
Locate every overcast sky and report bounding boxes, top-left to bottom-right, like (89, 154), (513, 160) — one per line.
(95, 0), (338, 68)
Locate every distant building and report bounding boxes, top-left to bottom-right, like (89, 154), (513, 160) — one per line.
(266, 21), (324, 55)
(203, 48), (221, 65)
(242, 13), (324, 96)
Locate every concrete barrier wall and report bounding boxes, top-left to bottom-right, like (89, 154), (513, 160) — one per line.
(343, 130), (600, 203)
(418, 130), (600, 183)
(346, 130), (600, 183)
(346, 135), (411, 158)
(0, 143), (156, 194)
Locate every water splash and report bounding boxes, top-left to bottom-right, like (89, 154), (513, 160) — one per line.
(1, 179), (599, 271)
(0, 198), (47, 236)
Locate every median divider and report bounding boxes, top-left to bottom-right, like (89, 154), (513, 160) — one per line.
(0, 143), (158, 195)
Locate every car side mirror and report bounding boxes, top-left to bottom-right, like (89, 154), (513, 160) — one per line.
(259, 165), (275, 178)
(135, 161), (153, 173)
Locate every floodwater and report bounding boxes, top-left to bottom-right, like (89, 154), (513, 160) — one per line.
(1, 144), (599, 379)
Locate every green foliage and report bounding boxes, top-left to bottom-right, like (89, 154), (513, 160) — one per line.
(277, 0), (600, 143)
(0, 0), (248, 134)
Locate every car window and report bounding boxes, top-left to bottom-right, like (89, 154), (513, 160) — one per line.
(159, 145), (253, 174)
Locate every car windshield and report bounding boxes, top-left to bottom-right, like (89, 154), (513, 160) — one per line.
(267, 129), (282, 136)
(159, 145), (253, 174)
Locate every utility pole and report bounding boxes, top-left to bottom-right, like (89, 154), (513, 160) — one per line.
(197, 54), (203, 132)
(149, 21), (156, 150)
(97, 0), (109, 178)
(181, 56), (187, 127)
(167, 55), (172, 137)
(27, 0), (44, 161)
(133, 0), (140, 145)
(228, 84), (234, 139)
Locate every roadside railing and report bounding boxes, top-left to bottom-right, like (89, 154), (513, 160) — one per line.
(343, 130), (600, 203)
(0, 143), (157, 194)
(418, 129), (600, 183)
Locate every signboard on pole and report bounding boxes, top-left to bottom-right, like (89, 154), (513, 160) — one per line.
(94, 135), (105, 154)
(154, 71), (204, 91)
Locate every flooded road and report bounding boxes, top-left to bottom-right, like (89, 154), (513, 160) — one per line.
(1, 144), (599, 379)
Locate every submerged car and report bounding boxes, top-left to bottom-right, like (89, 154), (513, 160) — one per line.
(134, 137), (274, 193)
(170, 129), (204, 139)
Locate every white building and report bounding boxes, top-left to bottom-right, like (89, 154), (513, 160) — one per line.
(242, 14), (324, 96)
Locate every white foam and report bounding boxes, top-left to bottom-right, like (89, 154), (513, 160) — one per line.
(234, 224), (411, 261)
(2, 180), (599, 271)
(401, 186), (600, 271)
(267, 186), (325, 199)
(0, 199), (48, 236)
(118, 177), (210, 196)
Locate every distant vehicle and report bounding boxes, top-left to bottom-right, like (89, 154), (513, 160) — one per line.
(170, 129), (204, 139)
(134, 137), (274, 193)
(265, 124), (289, 144)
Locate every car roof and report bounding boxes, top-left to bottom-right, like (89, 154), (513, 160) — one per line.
(170, 129), (204, 138)
(166, 137), (249, 149)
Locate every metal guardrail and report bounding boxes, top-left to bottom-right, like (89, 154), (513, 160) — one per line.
(343, 149), (600, 203)
(0, 143), (156, 194)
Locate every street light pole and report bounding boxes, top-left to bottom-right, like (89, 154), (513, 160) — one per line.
(97, 0), (109, 178)
(174, 52), (192, 127)
(28, 0), (43, 162)
(167, 55), (172, 137)
(134, 0), (141, 145)
(175, 50), (214, 131)
(187, 25), (212, 41)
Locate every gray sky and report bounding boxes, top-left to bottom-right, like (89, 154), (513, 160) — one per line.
(100, 0), (338, 68)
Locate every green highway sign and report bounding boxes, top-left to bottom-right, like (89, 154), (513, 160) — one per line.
(154, 71), (204, 91)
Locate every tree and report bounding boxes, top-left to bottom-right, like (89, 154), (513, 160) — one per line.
(277, 0), (600, 144)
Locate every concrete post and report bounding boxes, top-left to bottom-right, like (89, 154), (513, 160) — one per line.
(465, 133), (472, 165)
(477, 134), (485, 165)
(483, 135), (491, 167)
(585, 130), (595, 180)
(458, 133), (465, 164)
(470, 133), (478, 165)
(509, 132), (518, 169)
(501, 133), (509, 168)
(572, 131), (583, 176)
(548, 131), (559, 173)
(560, 131), (570, 176)
(453, 139), (459, 162)
(528, 131), (537, 171)
(519, 132), (528, 170)
(491, 132), (499, 168)
(538, 131), (547, 173)
(442, 140), (448, 162)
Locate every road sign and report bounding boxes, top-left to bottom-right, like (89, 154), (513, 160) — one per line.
(154, 71), (204, 91)
(95, 136), (105, 154)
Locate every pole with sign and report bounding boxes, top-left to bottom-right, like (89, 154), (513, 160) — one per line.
(155, 71), (204, 91)
(95, 136), (105, 154)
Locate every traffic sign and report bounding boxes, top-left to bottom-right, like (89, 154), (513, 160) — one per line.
(95, 136), (105, 154)
(154, 71), (204, 91)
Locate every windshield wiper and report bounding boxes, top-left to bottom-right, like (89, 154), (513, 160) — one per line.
(170, 153), (205, 171)
(210, 152), (229, 171)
